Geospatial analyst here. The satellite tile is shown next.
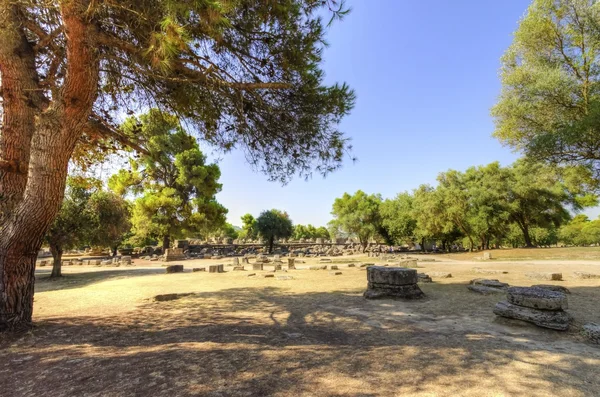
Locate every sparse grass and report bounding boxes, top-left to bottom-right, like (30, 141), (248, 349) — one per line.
(1, 254), (600, 396)
(433, 246), (600, 262)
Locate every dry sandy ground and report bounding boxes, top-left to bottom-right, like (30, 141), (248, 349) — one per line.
(1, 254), (600, 396)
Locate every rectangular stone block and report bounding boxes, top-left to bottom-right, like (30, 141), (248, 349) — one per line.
(166, 265), (184, 274)
(367, 266), (418, 286)
(525, 272), (562, 281)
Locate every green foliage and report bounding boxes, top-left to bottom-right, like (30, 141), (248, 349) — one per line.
(256, 209), (293, 252)
(109, 110), (227, 248)
(292, 224), (330, 240)
(44, 178), (131, 276)
(238, 213), (258, 240)
(337, 160), (596, 251)
(330, 190), (382, 250)
(559, 214), (600, 245)
(87, 191), (131, 251)
(379, 193), (416, 245)
(219, 223), (239, 240)
(52, 0), (357, 181)
(45, 178), (96, 255)
(492, 0), (600, 179)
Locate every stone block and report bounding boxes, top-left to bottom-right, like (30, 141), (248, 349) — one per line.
(573, 272), (600, 279)
(507, 287), (568, 311)
(532, 285), (570, 294)
(165, 265), (184, 274)
(470, 279), (509, 289)
(417, 273), (432, 283)
(473, 267), (508, 275)
(367, 266), (418, 286)
(525, 272), (562, 281)
(192, 268), (205, 272)
(493, 301), (571, 331)
(209, 264), (224, 273)
(252, 263), (264, 271)
(468, 285), (506, 295)
(364, 283), (424, 300)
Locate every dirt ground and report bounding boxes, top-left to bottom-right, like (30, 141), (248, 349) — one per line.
(1, 252), (600, 396)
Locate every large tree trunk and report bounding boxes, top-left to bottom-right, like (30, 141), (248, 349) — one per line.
(0, 0), (99, 331)
(518, 224), (534, 248)
(49, 244), (63, 278)
(268, 236), (274, 254)
(162, 235), (171, 251)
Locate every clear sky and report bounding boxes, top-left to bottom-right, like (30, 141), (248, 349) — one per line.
(209, 0), (598, 227)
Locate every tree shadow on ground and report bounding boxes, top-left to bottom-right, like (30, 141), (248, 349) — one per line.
(2, 285), (599, 396)
(34, 268), (166, 292)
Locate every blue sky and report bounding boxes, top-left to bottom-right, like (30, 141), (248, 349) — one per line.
(210, 0), (598, 227)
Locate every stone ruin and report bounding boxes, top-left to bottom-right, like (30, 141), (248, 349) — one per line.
(363, 266), (424, 300)
(164, 248), (186, 262)
(493, 286), (571, 331)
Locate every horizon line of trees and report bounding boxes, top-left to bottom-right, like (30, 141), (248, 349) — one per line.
(329, 160), (599, 252)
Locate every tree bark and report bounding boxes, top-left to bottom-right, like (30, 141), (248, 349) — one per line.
(162, 235), (171, 251)
(0, 0), (99, 331)
(519, 224), (534, 248)
(268, 236), (274, 254)
(49, 244), (63, 278)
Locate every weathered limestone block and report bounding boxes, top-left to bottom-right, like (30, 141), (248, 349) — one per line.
(192, 268), (205, 272)
(264, 274), (275, 278)
(364, 267), (424, 300)
(364, 283), (424, 300)
(525, 272), (562, 281)
(287, 258), (296, 269)
(232, 257), (239, 266)
(39, 260), (48, 267)
(330, 265), (339, 270)
(101, 260), (112, 266)
(473, 267), (508, 275)
(233, 266), (245, 271)
(493, 301), (571, 331)
(470, 279), (509, 289)
(573, 271), (600, 279)
(468, 285), (506, 295)
(429, 272), (452, 278)
(367, 266), (418, 286)
(330, 271), (343, 276)
(583, 323), (600, 344)
(165, 265), (184, 274)
(252, 263), (264, 271)
(417, 273), (432, 283)
(347, 264), (356, 268)
(482, 252), (492, 260)
(165, 248), (186, 262)
(209, 264), (224, 273)
(532, 285), (570, 294)
(507, 287), (568, 311)
(274, 264), (282, 271)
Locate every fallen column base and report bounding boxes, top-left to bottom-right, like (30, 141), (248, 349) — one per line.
(364, 283), (425, 300)
(493, 301), (571, 331)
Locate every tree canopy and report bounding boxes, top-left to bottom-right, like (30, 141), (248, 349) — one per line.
(492, 0), (600, 180)
(330, 190), (382, 251)
(255, 209), (293, 253)
(0, 0), (355, 330)
(109, 110), (227, 249)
